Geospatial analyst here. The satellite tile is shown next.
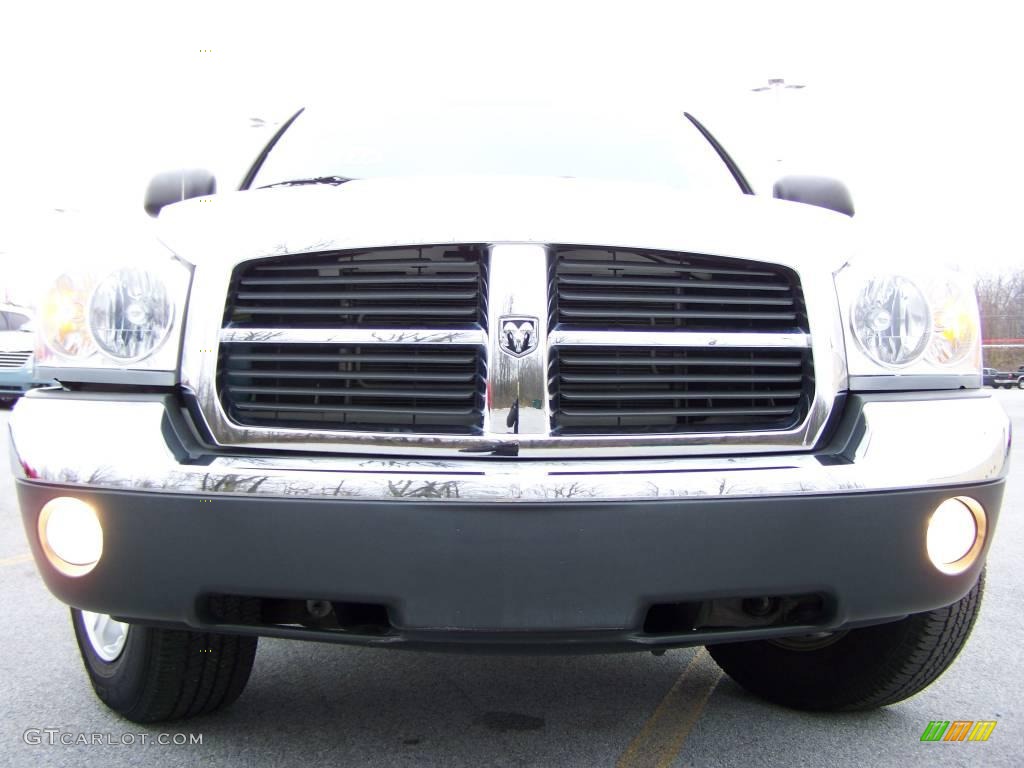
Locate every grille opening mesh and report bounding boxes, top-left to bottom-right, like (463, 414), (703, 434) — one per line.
(550, 346), (813, 434)
(225, 244), (487, 329)
(0, 351), (31, 369)
(220, 343), (486, 434)
(552, 246), (808, 332)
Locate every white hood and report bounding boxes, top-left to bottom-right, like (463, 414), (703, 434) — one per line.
(156, 175), (855, 276)
(0, 330), (33, 353)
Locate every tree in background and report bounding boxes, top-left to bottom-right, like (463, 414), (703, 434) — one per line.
(976, 269), (1024, 370)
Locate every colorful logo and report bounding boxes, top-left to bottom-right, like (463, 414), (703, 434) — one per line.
(920, 720), (996, 742)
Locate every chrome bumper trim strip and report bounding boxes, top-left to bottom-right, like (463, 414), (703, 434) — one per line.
(10, 395), (1010, 503)
(548, 330), (811, 349)
(219, 328), (488, 346)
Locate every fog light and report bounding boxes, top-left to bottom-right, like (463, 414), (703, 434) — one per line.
(37, 497), (103, 577)
(926, 497), (986, 575)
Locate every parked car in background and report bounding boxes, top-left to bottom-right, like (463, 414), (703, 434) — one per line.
(982, 367), (1000, 387)
(992, 367), (1024, 389)
(0, 304), (46, 405)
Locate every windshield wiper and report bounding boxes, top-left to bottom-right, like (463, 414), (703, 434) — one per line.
(259, 176), (354, 189)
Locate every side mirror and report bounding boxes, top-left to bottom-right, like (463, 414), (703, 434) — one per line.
(144, 169), (217, 218)
(773, 175), (854, 217)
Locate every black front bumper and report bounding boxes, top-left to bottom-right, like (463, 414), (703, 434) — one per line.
(16, 479), (1004, 651)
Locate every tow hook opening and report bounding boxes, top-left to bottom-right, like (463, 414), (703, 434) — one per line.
(206, 594), (394, 635)
(642, 593), (830, 635)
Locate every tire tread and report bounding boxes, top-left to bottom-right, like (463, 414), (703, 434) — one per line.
(708, 571), (985, 711)
(74, 597), (258, 723)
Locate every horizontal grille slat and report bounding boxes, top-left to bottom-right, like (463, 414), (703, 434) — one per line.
(240, 275), (481, 286)
(250, 258), (482, 272)
(557, 260), (781, 278)
(233, 402), (479, 418)
(228, 351), (478, 364)
(560, 389), (804, 400)
(0, 351), (31, 368)
(231, 403), (481, 428)
(559, 277), (791, 292)
(558, 291), (795, 306)
(225, 245), (487, 329)
(232, 306), (480, 317)
(558, 276), (789, 291)
(560, 374), (803, 384)
(220, 343), (485, 434)
(235, 290), (479, 301)
(553, 247), (807, 332)
(555, 355), (802, 368)
(225, 369), (476, 382)
(229, 385), (473, 399)
(560, 308), (799, 322)
(551, 346), (813, 435)
(560, 406), (796, 418)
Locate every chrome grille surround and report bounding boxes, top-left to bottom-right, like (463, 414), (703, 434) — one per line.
(182, 242), (846, 459)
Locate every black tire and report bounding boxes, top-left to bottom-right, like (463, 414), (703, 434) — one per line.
(1017, 378), (1024, 390)
(71, 598), (259, 723)
(708, 570), (984, 711)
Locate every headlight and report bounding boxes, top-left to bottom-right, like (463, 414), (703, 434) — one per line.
(850, 275), (931, 368)
(89, 269), (174, 362)
(836, 265), (981, 386)
(36, 245), (192, 382)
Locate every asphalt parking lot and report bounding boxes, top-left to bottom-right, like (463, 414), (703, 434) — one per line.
(1, 389), (1020, 768)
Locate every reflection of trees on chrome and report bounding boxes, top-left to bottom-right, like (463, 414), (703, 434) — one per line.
(201, 473), (269, 493)
(236, 330), (283, 342)
(538, 482), (592, 499)
(387, 479), (461, 499)
(28, 462), (874, 503)
(371, 330), (466, 344)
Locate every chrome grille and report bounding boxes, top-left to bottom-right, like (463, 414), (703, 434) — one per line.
(553, 246), (807, 332)
(220, 343), (485, 433)
(550, 347), (812, 434)
(207, 242), (825, 452)
(0, 351), (31, 369)
(225, 244), (487, 329)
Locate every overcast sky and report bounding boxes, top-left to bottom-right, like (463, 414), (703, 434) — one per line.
(1, 0), (1022, 303)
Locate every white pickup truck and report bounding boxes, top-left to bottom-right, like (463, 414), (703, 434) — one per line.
(11, 101), (1010, 723)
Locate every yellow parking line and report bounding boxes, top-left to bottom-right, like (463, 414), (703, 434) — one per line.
(617, 648), (723, 768)
(0, 553), (33, 567)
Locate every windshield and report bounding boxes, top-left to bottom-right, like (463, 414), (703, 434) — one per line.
(250, 102), (741, 194)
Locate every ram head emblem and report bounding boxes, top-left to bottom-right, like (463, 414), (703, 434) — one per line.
(499, 316), (539, 357)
